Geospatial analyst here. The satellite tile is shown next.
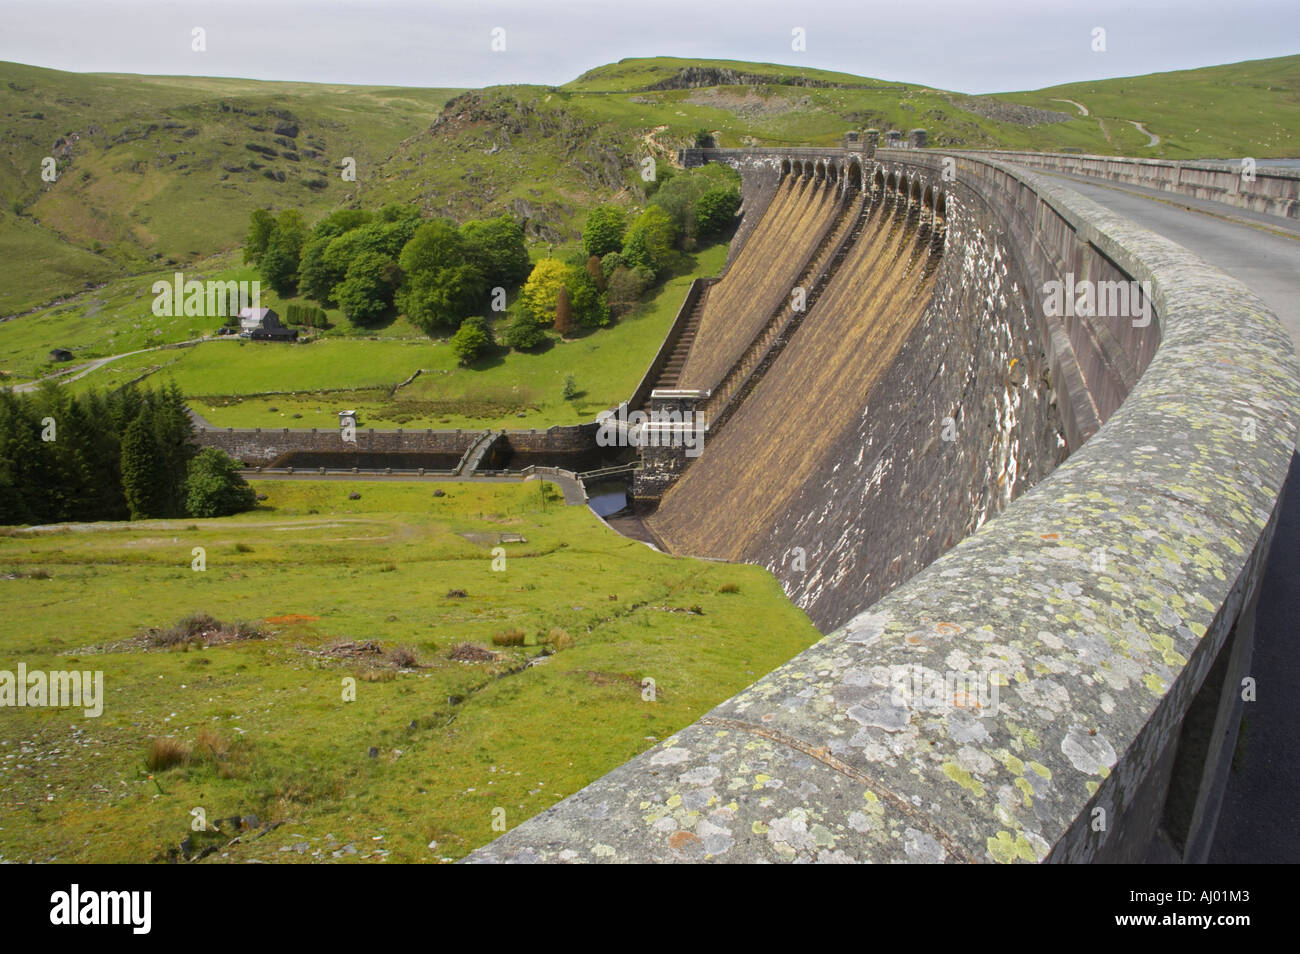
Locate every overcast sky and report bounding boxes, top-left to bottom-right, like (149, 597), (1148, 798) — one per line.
(1, 0), (1296, 94)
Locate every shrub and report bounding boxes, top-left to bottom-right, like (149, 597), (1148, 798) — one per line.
(546, 627), (574, 651)
(386, 644), (419, 668)
(582, 205), (627, 258)
(492, 629), (526, 646)
(146, 737), (190, 771)
(502, 307), (547, 351)
(146, 612), (221, 647)
(193, 726), (231, 763)
(719, 582), (740, 594)
(450, 315), (493, 365)
(606, 265), (655, 316)
(184, 447), (257, 518)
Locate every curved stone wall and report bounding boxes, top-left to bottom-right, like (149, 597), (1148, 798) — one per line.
(467, 153), (1299, 863)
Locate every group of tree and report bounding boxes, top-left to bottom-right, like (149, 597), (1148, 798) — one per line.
(0, 384), (255, 525)
(579, 164), (741, 318)
(241, 162), (739, 366)
(244, 205), (530, 333)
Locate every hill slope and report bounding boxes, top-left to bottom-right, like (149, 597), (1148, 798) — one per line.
(2, 53), (1297, 322)
(0, 61), (460, 313)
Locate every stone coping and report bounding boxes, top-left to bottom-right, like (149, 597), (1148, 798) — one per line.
(465, 157), (1299, 864)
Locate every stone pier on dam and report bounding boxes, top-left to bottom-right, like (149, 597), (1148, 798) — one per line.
(461, 145), (1300, 863)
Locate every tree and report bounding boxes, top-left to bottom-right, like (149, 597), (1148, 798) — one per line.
(311, 208), (372, 241)
(502, 308), (546, 351)
(582, 205), (626, 258)
(120, 403), (166, 520)
(335, 251), (399, 326)
(521, 259), (608, 329)
(399, 219), (465, 276)
(184, 448), (256, 518)
(585, 254), (605, 291)
(244, 209), (276, 264)
(606, 265), (655, 317)
(401, 263), (485, 333)
(461, 214), (530, 288)
(553, 284), (576, 336)
(567, 269), (609, 328)
(696, 186), (742, 239)
(296, 236), (337, 304)
(450, 316), (493, 366)
(152, 382), (197, 517)
(520, 259), (572, 326)
(259, 210), (308, 296)
(621, 206), (677, 274)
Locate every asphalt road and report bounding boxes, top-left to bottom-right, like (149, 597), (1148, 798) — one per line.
(1030, 169), (1300, 863)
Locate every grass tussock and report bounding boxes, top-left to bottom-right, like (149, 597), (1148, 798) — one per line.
(492, 629), (526, 647)
(144, 613), (266, 649)
(385, 644), (419, 668)
(145, 737), (190, 771)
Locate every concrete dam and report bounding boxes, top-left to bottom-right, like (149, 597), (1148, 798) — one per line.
(469, 146), (1300, 863)
(643, 152), (1066, 634)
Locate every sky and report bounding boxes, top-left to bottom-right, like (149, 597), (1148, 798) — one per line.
(0, 0), (1296, 94)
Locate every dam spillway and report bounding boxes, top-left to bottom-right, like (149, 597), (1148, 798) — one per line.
(643, 156), (1068, 632)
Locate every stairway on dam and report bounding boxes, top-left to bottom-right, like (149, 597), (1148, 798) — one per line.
(638, 284), (709, 400)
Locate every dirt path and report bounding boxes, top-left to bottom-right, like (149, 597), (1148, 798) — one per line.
(1128, 120), (1160, 147)
(11, 337), (210, 393)
(1052, 98), (1089, 117)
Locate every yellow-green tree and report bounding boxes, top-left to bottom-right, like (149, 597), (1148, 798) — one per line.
(520, 258), (573, 326)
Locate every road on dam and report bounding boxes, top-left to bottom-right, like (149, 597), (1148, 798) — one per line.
(1031, 168), (1300, 863)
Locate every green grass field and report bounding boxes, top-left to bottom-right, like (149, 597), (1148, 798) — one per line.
(0, 479), (820, 863)
(60, 241), (728, 429)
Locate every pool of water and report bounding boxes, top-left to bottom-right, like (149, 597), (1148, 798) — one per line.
(586, 480), (629, 518)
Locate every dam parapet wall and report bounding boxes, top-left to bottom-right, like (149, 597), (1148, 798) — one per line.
(965, 149), (1300, 221)
(468, 149), (1300, 863)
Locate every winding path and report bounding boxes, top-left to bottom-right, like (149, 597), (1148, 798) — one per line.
(11, 337), (209, 393)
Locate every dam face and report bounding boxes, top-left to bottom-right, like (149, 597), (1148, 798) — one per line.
(470, 146), (1299, 864)
(645, 154), (1070, 632)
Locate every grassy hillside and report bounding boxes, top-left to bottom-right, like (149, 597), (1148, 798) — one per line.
(2, 53), (1297, 422)
(1005, 54), (1300, 159)
(0, 479), (820, 862)
(0, 60), (461, 314)
(5, 52), (1297, 319)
